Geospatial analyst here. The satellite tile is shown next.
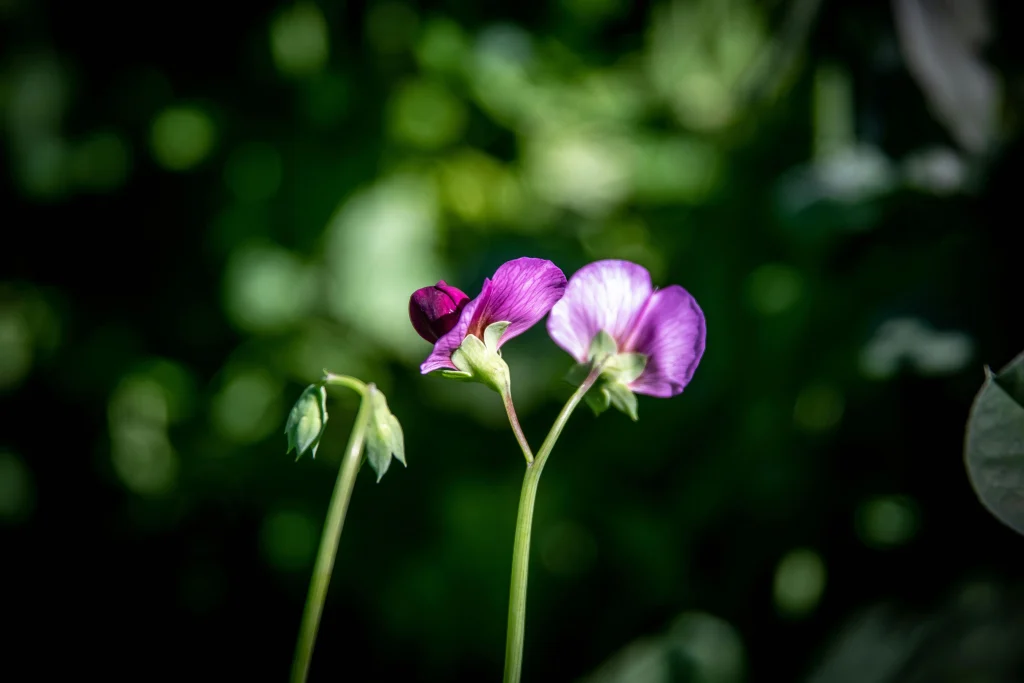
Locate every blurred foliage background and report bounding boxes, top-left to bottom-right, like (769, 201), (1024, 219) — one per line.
(3, 0), (1024, 680)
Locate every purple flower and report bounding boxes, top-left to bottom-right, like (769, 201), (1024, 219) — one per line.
(419, 258), (567, 374)
(409, 281), (471, 343)
(547, 259), (705, 397)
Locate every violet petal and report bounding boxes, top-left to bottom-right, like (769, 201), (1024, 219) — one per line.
(547, 260), (653, 362)
(624, 285), (706, 397)
(466, 257), (567, 347)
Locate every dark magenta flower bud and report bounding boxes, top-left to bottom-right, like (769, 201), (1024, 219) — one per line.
(409, 281), (470, 343)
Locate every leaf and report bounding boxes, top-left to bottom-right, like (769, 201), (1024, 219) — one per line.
(964, 350), (1024, 535)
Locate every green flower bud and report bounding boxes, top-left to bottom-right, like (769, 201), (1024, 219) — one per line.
(285, 384), (328, 460)
(364, 384), (406, 483)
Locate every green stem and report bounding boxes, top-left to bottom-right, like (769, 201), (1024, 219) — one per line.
(290, 374), (370, 683)
(502, 385), (534, 465)
(502, 366), (603, 683)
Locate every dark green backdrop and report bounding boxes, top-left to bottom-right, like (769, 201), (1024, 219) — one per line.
(3, 0), (1024, 681)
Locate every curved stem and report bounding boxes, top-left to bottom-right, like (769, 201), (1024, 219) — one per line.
(502, 385), (534, 464)
(502, 366), (602, 683)
(291, 374), (370, 683)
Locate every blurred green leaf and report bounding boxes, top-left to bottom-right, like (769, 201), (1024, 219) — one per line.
(965, 350), (1024, 535)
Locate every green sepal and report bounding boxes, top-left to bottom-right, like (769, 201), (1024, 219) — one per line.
(484, 320), (510, 350)
(588, 330), (618, 363)
(444, 322), (512, 394)
(285, 383), (329, 461)
(565, 363), (590, 387)
(585, 385), (610, 416)
(603, 353), (647, 384)
(440, 368), (474, 381)
(605, 380), (639, 421)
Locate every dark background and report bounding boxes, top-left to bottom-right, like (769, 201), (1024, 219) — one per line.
(3, 0), (1024, 681)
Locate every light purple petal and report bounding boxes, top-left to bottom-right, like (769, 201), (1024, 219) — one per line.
(465, 257), (566, 347)
(420, 280), (492, 374)
(547, 260), (653, 362)
(624, 285), (706, 397)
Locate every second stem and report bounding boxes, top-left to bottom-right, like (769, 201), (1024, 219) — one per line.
(502, 367), (602, 683)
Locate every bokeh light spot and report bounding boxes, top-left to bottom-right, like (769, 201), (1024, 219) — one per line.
(222, 242), (317, 334)
(773, 548), (826, 618)
(211, 368), (283, 444)
(415, 18), (469, 74)
(670, 611), (746, 683)
(325, 173), (442, 360)
(387, 79), (467, 150)
(18, 136), (67, 198)
(108, 371), (181, 496)
(856, 495), (919, 548)
(270, 2), (329, 77)
(0, 303), (33, 392)
(437, 148), (522, 224)
(109, 375), (170, 428)
(68, 131), (131, 192)
(150, 106), (216, 171)
(525, 132), (630, 216)
(111, 426), (179, 496)
(793, 383), (844, 433)
(746, 263), (802, 316)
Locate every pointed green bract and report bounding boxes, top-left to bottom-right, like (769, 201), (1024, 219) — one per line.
(285, 384), (329, 460)
(365, 384), (407, 483)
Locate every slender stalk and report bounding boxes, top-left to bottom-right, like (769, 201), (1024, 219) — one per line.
(502, 385), (534, 464)
(502, 366), (603, 683)
(291, 374), (370, 683)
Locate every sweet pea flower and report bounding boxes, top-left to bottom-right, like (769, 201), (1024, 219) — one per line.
(413, 257), (567, 393)
(409, 281), (470, 343)
(547, 259), (705, 418)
